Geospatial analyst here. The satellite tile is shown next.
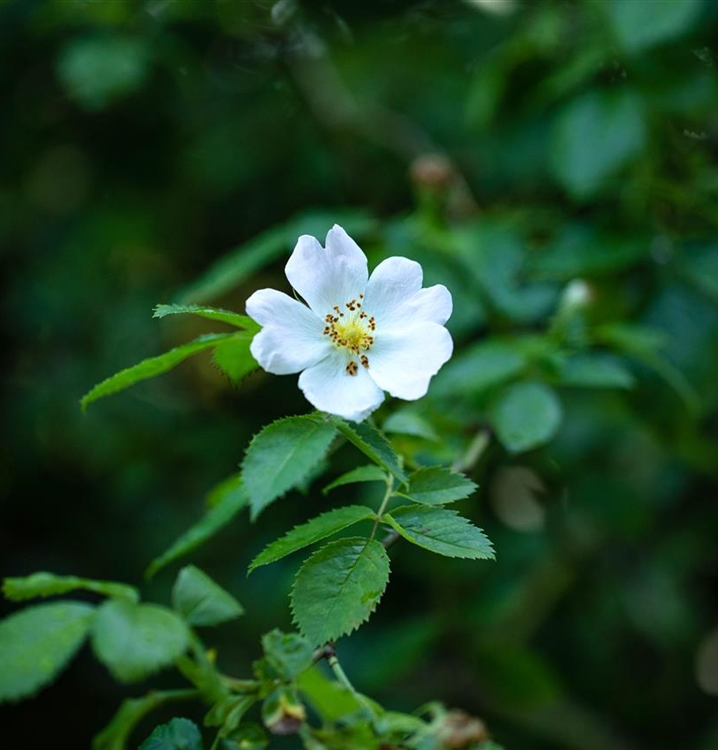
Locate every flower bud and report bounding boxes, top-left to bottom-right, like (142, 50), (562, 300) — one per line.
(262, 686), (306, 735)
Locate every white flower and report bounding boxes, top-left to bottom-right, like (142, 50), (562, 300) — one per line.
(246, 225), (453, 422)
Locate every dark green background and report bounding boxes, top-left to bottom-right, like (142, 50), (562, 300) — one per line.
(2, 1), (718, 748)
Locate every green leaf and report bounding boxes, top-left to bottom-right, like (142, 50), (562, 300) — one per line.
(139, 718), (203, 750)
(261, 630), (314, 681)
(558, 354), (635, 389)
(212, 335), (258, 384)
(0, 601), (95, 703)
(3, 572), (139, 603)
(91, 600), (189, 683)
(172, 566), (243, 627)
(382, 410), (439, 441)
(81, 333), (235, 411)
(383, 506), (494, 560)
(146, 475), (248, 578)
(291, 537), (390, 646)
(248, 505), (376, 574)
(322, 465), (388, 495)
(242, 416), (337, 520)
(550, 88), (646, 200)
(297, 665), (367, 722)
(328, 417), (407, 484)
(154, 303), (259, 333)
(431, 339), (527, 398)
(204, 695), (255, 731)
(491, 381), (563, 453)
(605, 0), (702, 54)
(93, 692), (197, 750)
(399, 467), (477, 505)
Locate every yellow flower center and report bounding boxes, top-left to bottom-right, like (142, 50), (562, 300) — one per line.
(322, 294), (375, 376)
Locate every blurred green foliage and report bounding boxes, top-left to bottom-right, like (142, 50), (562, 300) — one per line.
(2, 0), (718, 748)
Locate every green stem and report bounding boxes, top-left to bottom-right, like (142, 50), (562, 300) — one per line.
(370, 475), (394, 540)
(327, 651), (377, 722)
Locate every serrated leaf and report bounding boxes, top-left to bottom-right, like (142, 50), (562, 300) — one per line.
(138, 718), (203, 750)
(249, 505), (375, 574)
(491, 381), (563, 453)
(291, 537), (390, 646)
(146, 476), (248, 578)
(399, 467), (477, 505)
(322, 465), (388, 495)
(81, 333), (235, 411)
(92, 600), (189, 683)
(383, 506), (494, 560)
(328, 417), (407, 485)
(3, 572), (139, 603)
(261, 630), (314, 681)
(172, 566), (243, 627)
(154, 303), (260, 333)
(242, 416), (337, 520)
(212, 335), (258, 384)
(0, 601), (95, 703)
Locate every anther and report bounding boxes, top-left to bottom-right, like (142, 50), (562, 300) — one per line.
(345, 361), (358, 376)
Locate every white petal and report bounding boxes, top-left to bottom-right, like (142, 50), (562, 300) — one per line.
(363, 256), (423, 324)
(298, 349), (385, 422)
(390, 284), (453, 327)
(285, 225), (368, 316)
(367, 322), (453, 400)
(246, 288), (330, 375)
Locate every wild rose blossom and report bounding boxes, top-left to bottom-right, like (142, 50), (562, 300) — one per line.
(246, 225), (453, 422)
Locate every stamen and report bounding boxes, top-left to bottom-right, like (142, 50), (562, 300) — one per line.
(324, 299), (376, 362)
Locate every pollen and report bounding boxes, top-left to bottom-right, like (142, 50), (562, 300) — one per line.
(323, 298), (376, 371)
